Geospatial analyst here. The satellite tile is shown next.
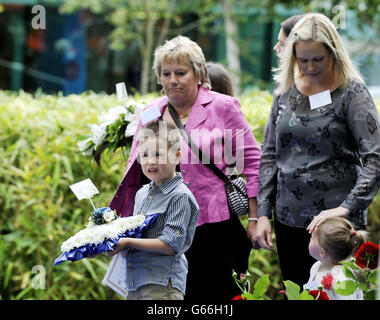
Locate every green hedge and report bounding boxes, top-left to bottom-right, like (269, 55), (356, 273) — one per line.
(0, 89), (378, 300)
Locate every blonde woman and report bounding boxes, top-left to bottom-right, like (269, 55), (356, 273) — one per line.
(256, 13), (380, 288)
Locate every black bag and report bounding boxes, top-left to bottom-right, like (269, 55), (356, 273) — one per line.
(168, 103), (249, 216)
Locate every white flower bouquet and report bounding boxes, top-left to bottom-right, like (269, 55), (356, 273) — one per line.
(54, 207), (157, 265)
(77, 100), (145, 165)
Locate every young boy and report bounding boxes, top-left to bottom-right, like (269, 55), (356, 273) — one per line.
(108, 120), (199, 300)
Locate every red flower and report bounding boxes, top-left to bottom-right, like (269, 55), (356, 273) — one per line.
(309, 290), (330, 300)
(355, 242), (379, 270)
(232, 295), (247, 300)
(321, 273), (334, 290)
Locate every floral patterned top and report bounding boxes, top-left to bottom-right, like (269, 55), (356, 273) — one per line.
(257, 80), (380, 229)
(303, 260), (363, 300)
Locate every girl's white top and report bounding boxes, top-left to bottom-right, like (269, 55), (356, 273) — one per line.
(303, 260), (363, 300)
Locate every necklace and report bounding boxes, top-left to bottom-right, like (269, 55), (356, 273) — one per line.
(179, 113), (189, 119)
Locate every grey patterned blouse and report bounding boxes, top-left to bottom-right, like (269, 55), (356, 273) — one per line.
(257, 80), (380, 229)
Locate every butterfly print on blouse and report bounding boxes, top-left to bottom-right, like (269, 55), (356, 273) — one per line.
(289, 113), (300, 127)
(358, 137), (372, 153)
(290, 139), (302, 152)
(293, 163), (309, 179)
(367, 113), (378, 134)
(319, 106), (345, 124)
(354, 111), (367, 121)
(281, 133), (293, 148)
(308, 143), (320, 156)
(299, 115), (310, 126)
(289, 94), (303, 111)
(343, 161), (357, 175)
(278, 206), (297, 225)
(307, 179), (330, 191)
(300, 199), (326, 218)
(317, 124), (330, 139)
(290, 187), (303, 200)
(305, 132), (321, 145)
(278, 206), (290, 221)
(332, 141), (343, 155)
(330, 164), (345, 180)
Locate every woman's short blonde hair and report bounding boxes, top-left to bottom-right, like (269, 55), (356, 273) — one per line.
(153, 35), (211, 90)
(274, 13), (364, 95)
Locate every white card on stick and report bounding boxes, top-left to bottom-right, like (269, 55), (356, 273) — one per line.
(70, 178), (99, 200)
(309, 89), (332, 110)
(140, 104), (161, 125)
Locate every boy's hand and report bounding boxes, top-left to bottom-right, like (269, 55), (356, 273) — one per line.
(106, 238), (129, 257)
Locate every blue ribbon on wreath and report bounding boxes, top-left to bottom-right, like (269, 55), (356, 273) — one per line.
(54, 213), (158, 266)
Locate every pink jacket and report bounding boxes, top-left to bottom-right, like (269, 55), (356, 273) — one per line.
(109, 87), (261, 226)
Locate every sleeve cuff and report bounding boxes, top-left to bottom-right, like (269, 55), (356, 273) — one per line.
(257, 202), (273, 219)
(340, 194), (361, 214)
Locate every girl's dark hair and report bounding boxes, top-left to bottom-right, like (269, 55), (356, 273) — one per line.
(281, 14), (306, 37)
(206, 62), (234, 96)
(315, 217), (368, 262)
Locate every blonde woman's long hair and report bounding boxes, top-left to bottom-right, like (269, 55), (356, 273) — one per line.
(153, 35), (211, 90)
(274, 13), (364, 96)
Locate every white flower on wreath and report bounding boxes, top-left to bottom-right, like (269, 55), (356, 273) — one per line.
(103, 210), (116, 223)
(125, 102), (145, 137)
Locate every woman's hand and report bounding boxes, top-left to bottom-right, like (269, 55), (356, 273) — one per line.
(247, 220), (260, 250)
(246, 198), (260, 249)
(256, 216), (275, 251)
(306, 206), (350, 234)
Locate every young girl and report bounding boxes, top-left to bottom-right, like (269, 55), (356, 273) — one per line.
(304, 217), (367, 300)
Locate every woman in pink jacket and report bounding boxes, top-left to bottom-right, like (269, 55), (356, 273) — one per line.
(110, 35), (261, 300)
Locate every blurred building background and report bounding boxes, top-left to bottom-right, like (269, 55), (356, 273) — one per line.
(0, 0), (379, 97)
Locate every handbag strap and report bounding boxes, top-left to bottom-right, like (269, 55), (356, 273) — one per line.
(167, 103), (230, 183)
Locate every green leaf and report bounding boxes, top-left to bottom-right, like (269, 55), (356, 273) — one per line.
(241, 292), (255, 300)
(340, 259), (360, 271)
(283, 280), (301, 300)
(3, 262), (13, 290)
(81, 259), (99, 282)
(358, 281), (369, 291)
(368, 269), (378, 286)
(334, 280), (357, 296)
(300, 290), (315, 300)
(364, 290), (376, 300)
(252, 274), (269, 299)
(342, 266), (358, 281)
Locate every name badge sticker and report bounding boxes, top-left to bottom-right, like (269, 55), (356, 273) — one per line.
(140, 104), (161, 125)
(309, 90), (332, 110)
